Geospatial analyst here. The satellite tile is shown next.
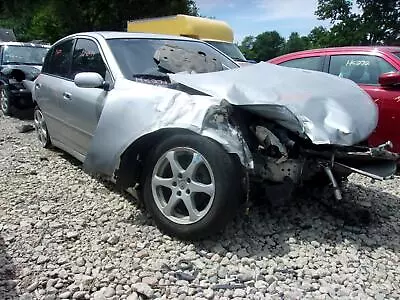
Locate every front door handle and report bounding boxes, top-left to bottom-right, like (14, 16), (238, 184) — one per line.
(35, 83), (41, 89)
(63, 92), (72, 100)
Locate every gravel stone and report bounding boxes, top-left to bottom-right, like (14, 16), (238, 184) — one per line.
(142, 276), (158, 286)
(72, 291), (87, 299)
(26, 281), (39, 292)
(103, 286), (116, 297)
(37, 255), (49, 264)
(93, 291), (107, 300)
(59, 291), (72, 298)
(127, 292), (139, 300)
(132, 283), (153, 298)
(1, 114), (400, 299)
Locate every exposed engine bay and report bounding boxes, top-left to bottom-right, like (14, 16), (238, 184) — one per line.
(199, 100), (397, 205)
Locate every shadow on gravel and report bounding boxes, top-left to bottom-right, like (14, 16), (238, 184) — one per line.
(0, 236), (19, 300)
(6, 107), (34, 120)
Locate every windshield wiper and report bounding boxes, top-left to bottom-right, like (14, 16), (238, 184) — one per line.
(232, 58), (248, 62)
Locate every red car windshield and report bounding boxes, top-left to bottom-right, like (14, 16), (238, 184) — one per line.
(394, 52), (400, 59)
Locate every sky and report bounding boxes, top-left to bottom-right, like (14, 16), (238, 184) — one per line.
(195, 0), (332, 42)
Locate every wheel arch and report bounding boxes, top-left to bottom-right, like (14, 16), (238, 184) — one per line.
(114, 127), (246, 190)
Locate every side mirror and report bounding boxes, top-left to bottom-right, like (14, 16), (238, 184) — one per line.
(74, 72), (105, 89)
(378, 72), (400, 87)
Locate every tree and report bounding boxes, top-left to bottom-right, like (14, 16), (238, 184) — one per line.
(307, 26), (332, 48)
(238, 35), (256, 60)
(283, 32), (310, 54)
(316, 0), (400, 45)
(0, 0), (198, 43)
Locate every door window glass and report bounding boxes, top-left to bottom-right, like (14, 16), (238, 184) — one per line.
(47, 39), (74, 78)
(279, 56), (323, 71)
(329, 55), (396, 85)
(71, 39), (106, 79)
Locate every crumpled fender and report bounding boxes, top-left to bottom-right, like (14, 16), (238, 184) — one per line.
(83, 80), (253, 179)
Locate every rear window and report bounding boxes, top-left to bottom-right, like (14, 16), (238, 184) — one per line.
(394, 52), (400, 59)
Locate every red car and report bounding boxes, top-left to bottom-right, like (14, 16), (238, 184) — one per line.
(268, 46), (400, 153)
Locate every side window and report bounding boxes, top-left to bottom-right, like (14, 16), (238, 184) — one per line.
(328, 55), (397, 85)
(279, 56), (323, 71)
(71, 39), (106, 79)
(41, 48), (53, 74)
(47, 39), (74, 78)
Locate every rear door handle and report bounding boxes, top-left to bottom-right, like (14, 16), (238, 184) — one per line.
(63, 92), (72, 100)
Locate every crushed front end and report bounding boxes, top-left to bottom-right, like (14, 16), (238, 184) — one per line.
(240, 112), (398, 206)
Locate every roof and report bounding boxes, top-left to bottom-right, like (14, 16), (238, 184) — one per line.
(0, 41), (50, 48)
(292, 46), (400, 55)
(59, 31), (200, 42)
(0, 28), (16, 42)
(126, 14), (234, 43)
(268, 46), (400, 63)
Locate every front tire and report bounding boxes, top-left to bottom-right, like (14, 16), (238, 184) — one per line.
(33, 106), (51, 148)
(142, 133), (243, 240)
(0, 85), (12, 116)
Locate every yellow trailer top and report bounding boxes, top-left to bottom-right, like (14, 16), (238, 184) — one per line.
(127, 14), (234, 43)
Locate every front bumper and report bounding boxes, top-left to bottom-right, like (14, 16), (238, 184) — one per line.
(304, 142), (399, 181)
(8, 86), (34, 109)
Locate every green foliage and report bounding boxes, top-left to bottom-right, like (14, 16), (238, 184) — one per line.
(240, 0), (400, 61)
(239, 31), (285, 61)
(283, 32), (310, 54)
(316, 0), (400, 45)
(0, 0), (198, 43)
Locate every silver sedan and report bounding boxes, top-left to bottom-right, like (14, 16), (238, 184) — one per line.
(32, 32), (398, 240)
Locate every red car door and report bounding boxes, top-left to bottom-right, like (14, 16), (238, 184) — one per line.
(363, 85), (400, 152)
(327, 53), (400, 152)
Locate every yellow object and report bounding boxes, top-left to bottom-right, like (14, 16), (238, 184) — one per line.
(127, 14), (234, 43)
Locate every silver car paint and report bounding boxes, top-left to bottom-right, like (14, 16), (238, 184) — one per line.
(34, 32), (378, 182)
(83, 78), (253, 177)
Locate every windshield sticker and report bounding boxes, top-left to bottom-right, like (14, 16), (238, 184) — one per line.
(345, 59), (370, 67)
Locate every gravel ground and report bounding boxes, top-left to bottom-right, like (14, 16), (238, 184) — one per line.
(1, 112), (400, 300)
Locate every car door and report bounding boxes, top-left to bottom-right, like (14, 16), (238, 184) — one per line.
(58, 38), (110, 157)
(34, 39), (75, 145)
(278, 55), (325, 72)
(327, 54), (400, 152)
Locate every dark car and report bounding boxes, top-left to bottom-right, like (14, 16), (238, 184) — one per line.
(0, 42), (50, 115)
(268, 46), (400, 153)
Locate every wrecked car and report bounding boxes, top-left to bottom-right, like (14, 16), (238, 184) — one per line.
(31, 32), (398, 240)
(0, 42), (50, 115)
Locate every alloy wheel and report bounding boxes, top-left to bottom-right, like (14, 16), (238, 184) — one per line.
(151, 147), (216, 225)
(0, 88), (9, 113)
(34, 109), (48, 147)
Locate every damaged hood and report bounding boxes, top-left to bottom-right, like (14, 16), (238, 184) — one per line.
(1, 65), (42, 80)
(169, 62), (378, 145)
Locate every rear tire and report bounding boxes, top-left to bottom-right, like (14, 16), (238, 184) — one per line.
(142, 133), (243, 240)
(33, 106), (51, 148)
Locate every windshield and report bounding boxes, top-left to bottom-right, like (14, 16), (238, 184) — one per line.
(394, 52), (400, 60)
(107, 38), (239, 80)
(206, 41), (247, 62)
(2, 45), (49, 65)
